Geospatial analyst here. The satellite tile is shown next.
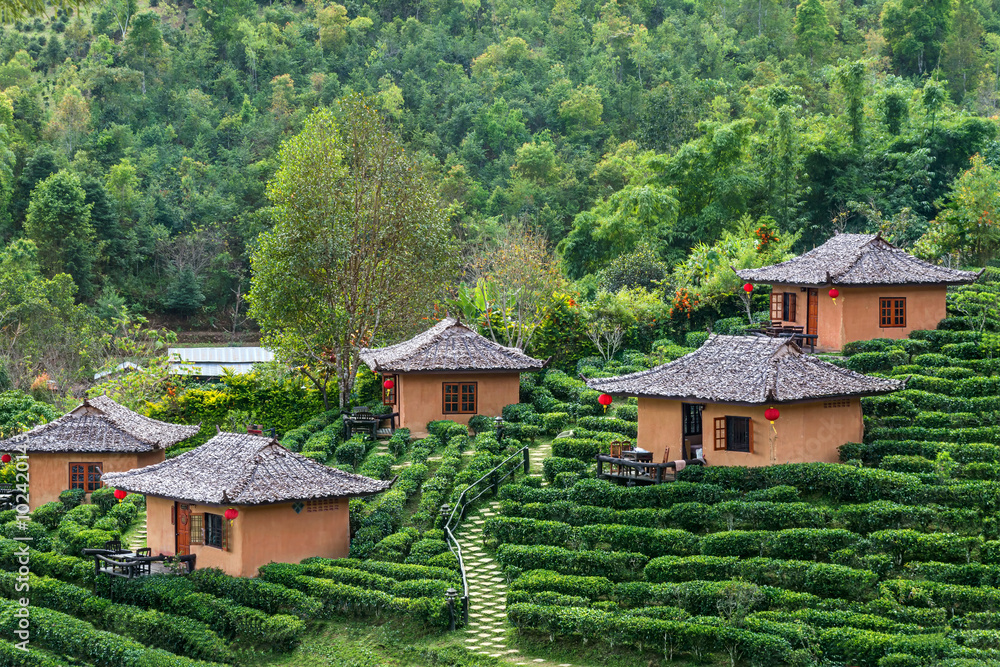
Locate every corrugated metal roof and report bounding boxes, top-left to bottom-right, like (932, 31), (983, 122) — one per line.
(167, 347), (275, 377)
(168, 347), (275, 363)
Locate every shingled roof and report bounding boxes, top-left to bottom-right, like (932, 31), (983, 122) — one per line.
(736, 233), (981, 286)
(359, 318), (545, 373)
(586, 334), (905, 404)
(102, 432), (392, 504)
(3, 395), (199, 453)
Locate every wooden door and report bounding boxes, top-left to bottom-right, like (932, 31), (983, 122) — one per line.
(807, 289), (818, 336)
(176, 502), (191, 556)
(681, 403), (703, 459)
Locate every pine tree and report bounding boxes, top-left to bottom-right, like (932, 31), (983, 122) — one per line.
(164, 267), (205, 315)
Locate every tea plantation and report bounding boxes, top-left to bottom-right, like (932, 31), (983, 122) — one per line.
(5, 283), (1000, 665)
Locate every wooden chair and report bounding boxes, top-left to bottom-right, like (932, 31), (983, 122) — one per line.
(608, 441), (623, 476)
(135, 547), (152, 575)
(103, 539), (123, 554)
(661, 447), (671, 463)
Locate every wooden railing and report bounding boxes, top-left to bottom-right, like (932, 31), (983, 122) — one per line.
(595, 454), (705, 484)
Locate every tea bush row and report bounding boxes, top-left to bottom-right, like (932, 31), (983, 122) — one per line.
(0, 572), (233, 662)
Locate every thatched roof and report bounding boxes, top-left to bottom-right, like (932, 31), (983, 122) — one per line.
(2, 395), (199, 453)
(359, 318), (545, 373)
(736, 233), (980, 286)
(586, 334), (904, 404)
(102, 432), (392, 505)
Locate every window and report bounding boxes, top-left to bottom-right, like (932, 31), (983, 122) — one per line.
(190, 513), (230, 550)
(769, 292), (797, 322)
(205, 513), (223, 549)
(382, 374), (397, 406)
(713, 416), (753, 453)
(682, 403), (703, 437)
(189, 514), (204, 545)
(69, 463), (103, 492)
(443, 382), (477, 414)
(823, 399), (851, 409)
(880, 297), (906, 328)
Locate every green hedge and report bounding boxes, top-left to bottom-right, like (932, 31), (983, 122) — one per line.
(107, 575), (304, 650)
(550, 438), (602, 461)
(496, 544), (649, 581)
(678, 463), (924, 505)
(575, 416), (637, 438)
(0, 573), (232, 662)
(507, 602), (792, 664)
(0, 598), (221, 667)
(542, 457), (589, 483)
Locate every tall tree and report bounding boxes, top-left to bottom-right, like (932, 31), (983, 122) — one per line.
(881, 0), (954, 76)
(23, 170), (97, 300)
(941, 0), (983, 101)
(248, 97), (456, 409)
(794, 0), (836, 65)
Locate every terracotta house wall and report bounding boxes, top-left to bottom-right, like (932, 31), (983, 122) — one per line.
(767, 285), (947, 351)
(146, 495), (351, 577)
(636, 398), (863, 467)
(840, 285), (947, 348)
(27, 451), (165, 510)
(398, 372), (521, 437)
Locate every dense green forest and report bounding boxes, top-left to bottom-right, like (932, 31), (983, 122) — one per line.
(0, 0), (998, 391)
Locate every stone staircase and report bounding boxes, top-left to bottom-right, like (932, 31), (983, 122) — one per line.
(456, 438), (569, 666)
(128, 515), (147, 551)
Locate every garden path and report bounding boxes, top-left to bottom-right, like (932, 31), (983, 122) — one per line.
(457, 439), (571, 666)
(128, 515), (147, 552)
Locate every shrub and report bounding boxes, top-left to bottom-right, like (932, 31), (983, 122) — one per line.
(468, 415), (496, 434)
(686, 331), (709, 348)
(496, 544), (648, 581)
(542, 457), (588, 483)
(30, 501), (65, 530)
(551, 437), (602, 461)
(334, 436), (368, 468)
(405, 538), (449, 565)
(880, 455), (935, 474)
(501, 404), (538, 424)
(846, 348), (908, 373)
(576, 416), (637, 438)
(613, 404), (638, 422)
(89, 486), (118, 515)
(59, 488), (85, 509)
(540, 412), (570, 435)
(542, 370), (585, 401)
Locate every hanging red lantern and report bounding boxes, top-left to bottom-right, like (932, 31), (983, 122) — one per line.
(764, 407), (780, 423)
(382, 378), (394, 390)
(113, 489), (127, 502)
(598, 393), (613, 414)
(743, 283), (754, 293)
(224, 507), (239, 525)
(0, 454), (10, 464)
(829, 287), (839, 304)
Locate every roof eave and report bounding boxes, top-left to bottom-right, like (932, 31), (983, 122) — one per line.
(601, 388), (901, 406)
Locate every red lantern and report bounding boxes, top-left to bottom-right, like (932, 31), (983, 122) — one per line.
(829, 287), (839, 304)
(224, 507), (239, 525)
(382, 378), (394, 390)
(598, 393), (613, 414)
(764, 407), (780, 423)
(743, 283), (754, 293)
(0, 454), (10, 464)
(113, 489), (127, 502)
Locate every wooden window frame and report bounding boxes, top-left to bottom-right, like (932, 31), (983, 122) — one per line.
(783, 293), (797, 322)
(682, 403), (703, 437)
(443, 382), (477, 415)
(69, 462), (103, 493)
(382, 374), (397, 406)
(713, 416), (753, 453)
(202, 512), (230, 551)
(770, 293), (782, 321)
(880, 297), (906, 328)
(189, 514), (204, 546)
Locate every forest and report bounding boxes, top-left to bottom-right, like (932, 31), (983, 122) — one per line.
(0, 0), (993, 393)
